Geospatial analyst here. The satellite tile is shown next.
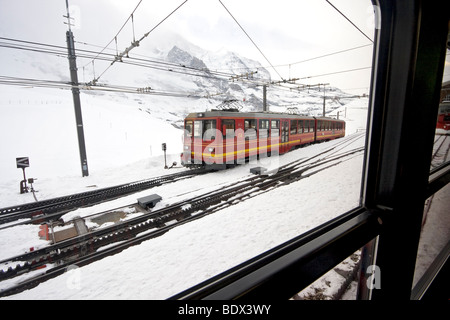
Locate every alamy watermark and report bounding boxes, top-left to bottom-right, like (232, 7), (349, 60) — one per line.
(367, 4), (381, 30)
(66, 264), (82, 290)
(182, 128), (280, 172)
(366, 264), (381, 290)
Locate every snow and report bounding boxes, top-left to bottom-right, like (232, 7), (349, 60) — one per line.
(0, 38), (447, 300)
(0, 82), (368, 299)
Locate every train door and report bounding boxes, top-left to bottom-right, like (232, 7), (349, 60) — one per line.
(280, 120), (289, 153)
(192, 120), (204, 164)
(222, 119), (235, 164)
(183, 120), (194, 163)
(259, 119), (270, 157)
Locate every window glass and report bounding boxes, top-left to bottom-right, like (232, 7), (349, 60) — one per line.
(291, 120), (298, 134)
(415, 43), (450, 291)
(271, 120), (280, 137)
(245, 119), (257, 139)
(185, 120), (193, 137)
(193, 120), (203, 138)
(245, 119), (257, 131)
(222, 119), (235, 137)
(203, 120), (216, 140)
(0, 0), (374, 300)
(259, 119), (270, 138)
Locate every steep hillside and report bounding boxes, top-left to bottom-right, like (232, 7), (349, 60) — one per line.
(0, 34), (365, 185)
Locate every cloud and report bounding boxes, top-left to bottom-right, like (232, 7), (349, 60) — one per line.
(0, 0), (376, 93)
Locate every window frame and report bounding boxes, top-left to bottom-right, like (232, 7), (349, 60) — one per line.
(271, 119), (280, 137)
(170, 0), (450, 300)
(184, 120), (193, 137)
(221, 119), (235, 138)
(290, 120), (298, 135)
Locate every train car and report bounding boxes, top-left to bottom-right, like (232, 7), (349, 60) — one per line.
(181, 109), (345, 168)
(436, 101), (450, 132)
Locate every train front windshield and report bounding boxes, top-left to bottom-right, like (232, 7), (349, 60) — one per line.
(186, 119), (217, 140)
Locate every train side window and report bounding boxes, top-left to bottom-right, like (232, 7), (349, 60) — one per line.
(271, 120), (280, 137)
(298, 120), (303, 134)
(245, 119), (257, 139)
(222, 119), (235, 137)
(290, 120), (298, 135)
(194, 120), (203, 138)
(245, 119), (257, 131)
(203, 120), (216, 140)
(185, 120), (193, 137)
(259, 119), (269, 138)
(310, 120), (315, 133)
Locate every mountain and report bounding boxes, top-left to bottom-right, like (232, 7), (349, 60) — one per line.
(0, 34), (362, 182)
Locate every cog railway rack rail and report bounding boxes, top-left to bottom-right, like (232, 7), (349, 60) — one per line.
(0, 133), (365, 297)
(0, 168), (207, 226)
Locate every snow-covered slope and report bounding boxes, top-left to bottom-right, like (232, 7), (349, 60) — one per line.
(0, 33), (377, 300)
(0, 35), (362, 188)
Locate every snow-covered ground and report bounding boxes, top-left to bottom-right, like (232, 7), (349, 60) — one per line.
(0, 38), (447, 300)
(0, 83), (369, 299)
(0, 87), (447, 300)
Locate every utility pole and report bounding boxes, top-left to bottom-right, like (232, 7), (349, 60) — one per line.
(65, 0), (89, 177)
(263, 84), (267, 112)
(319, 83), (329, 117)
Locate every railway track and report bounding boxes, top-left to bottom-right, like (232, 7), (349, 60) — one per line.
(431, 134), (450, 169)
(423, 134), (450, 227)
(0, 133), (365, 297)
(0, 168), (207, 227)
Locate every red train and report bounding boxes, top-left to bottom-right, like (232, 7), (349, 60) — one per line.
(436, 101), (450, 131)
(181, 109), (345, 169)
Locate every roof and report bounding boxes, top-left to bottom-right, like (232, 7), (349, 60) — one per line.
(185, 110), (345, 122)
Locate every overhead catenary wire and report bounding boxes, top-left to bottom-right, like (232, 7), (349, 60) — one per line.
(0, 75), (219, 99)
(0, 36), (371, 97)
(218, 0), (285, 82)
(0, 36), (240, 80)
(92, 0), (189, 84)
(325, 0), (373, 43)
(82, 0), (143, 69)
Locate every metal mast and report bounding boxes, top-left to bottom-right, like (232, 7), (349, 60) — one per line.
(65, 0), (89, 176)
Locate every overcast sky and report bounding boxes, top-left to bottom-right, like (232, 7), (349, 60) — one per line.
(0, 0), (382, 94)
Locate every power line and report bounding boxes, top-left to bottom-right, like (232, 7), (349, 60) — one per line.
(92, 0), (189, 84)
(0, 37), (252, 83)
(0, 36), (372, 98)
(325, 0), (373, 43)
(82, 0), (143, 69)
(0, 74), (218, 99)
(218, 0), (285, 81)
(281, 44), (373, 68)
(298, 66), (372, 80)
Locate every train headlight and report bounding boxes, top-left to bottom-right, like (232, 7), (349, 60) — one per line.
(184, 145), (189, 150)
(208, 147), (215, 153)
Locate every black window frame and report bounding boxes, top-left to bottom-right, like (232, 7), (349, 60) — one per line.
(171, 1), (450, 300)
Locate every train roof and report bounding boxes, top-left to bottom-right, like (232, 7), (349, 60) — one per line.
(185, 110), (345, 122)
